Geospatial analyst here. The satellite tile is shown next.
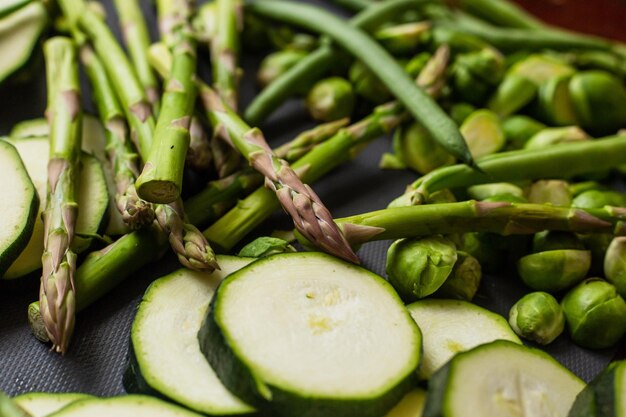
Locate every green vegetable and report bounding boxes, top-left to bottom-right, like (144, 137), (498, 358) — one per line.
(532, 231), (585, 252)
(199, 252), (422, 417)
(432, 252), (482, 301)
(561, 278), (626, 349)
(467, 183), (524, 201)
(306, 77), (355, 122)
(573, 190), (626, 209)
(517, 250), (591, 292)
(0, 391), (29, 417)
(248, 0), (475, 166)
(125, 256), (255, 415)
(212, 0), (242, 110)
(457, 0), (545, 29)
(526, 179), (572, 206)
(238, 237), (296, 258)
(535, 74), (578, 126)
(488, 74), (537, 117)
(422, 340), (584, 417)
(604, 237), (626, 298)
(374, 21), (430, 55)
(257, 50), (308, 89)
(501, 115), (545, 150)
(42, 396), (204, 417)
(13, 393), (92, 417)
(349, 60), (391, 104)
(449, 102), (475, 125)
(386, 236), (458, 301)
(508, 291), (565, 345)
(459, 109), (505, 159)
(568, 359), (626, 417)
(407, 300), (520, 380)
(524, 126), (589, 150)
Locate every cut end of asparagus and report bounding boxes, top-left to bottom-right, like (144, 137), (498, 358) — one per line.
(135, 175), (181, 204)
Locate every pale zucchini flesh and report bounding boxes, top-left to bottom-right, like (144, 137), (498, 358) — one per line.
(125, 255), (255, 415)
(46, 395), (203, 417)
(407, 299), (521, 380)
(13, 393), (91, 417)
(0, 139), (38, 276)
(423, 340), (585, 417)
(200, 252), (422, 417)
(0, 2), (47, 84)
(4, 137), (109, 279)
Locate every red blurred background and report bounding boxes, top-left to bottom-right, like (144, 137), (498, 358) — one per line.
(515, 0), (626, 42)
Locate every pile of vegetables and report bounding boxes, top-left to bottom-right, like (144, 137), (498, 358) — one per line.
(2, 0), (626, 415)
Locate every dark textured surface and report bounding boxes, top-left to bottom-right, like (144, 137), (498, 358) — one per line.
(0, 0), (622, 400)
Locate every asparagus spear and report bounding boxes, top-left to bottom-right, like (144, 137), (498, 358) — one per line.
(113, 0), (160, 114)
(80, 45), (155, 230)
(248, 0), (475, 167)
(332, 202), (625, 247)
(244, 0), (430, 126)
(391, 136), (626, 207)
(40, 37), (82, 354)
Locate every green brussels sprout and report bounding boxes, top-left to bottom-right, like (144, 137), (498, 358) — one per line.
(509, 54), (575, 85)
(488, 74), (537, 118)
(459, 232), (505, 273)
(517, 249), (591, 292)
(238, 237), (296, 258)
(460, 109), (506, 159)
(431, 26), (489, 53)
(561, 278), (626, 349)
(569, 181), (607, 197)
(535, 74), (579, 126)
(306, 77), (355, 122)
(508, 292), (565, 345)
(569, 70), (626, 136)
(502, 115), (545, 150)
(386, 236), (458, 301)
(467, 183), (524, 201)
(381, 121), (455, 174)
(523, 126), (589, 150)
(349, 60), (391, 104)
(433, 251), (482, 301)
(451, 61), (490, 105)
(449, 102), (476, 125)
(572, 190), (626, 209)
(257, 50), (308, 88)
(532, 231), (584, 253)
(526, 180), (572, 207)
(604, 237), (626, 298)
(374, 21), (430, 55)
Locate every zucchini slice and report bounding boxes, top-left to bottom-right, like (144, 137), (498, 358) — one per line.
(46, 395), (203, 417)
(0, 139), (38, 277)
(199, 252), (422, 417)
(386, 389), (427, 417)
(4, 137), (109, 280)
(568, 360), (626, 417)
(13, 393), (91, 417)
(407, 299), (521, 380)
(422, 340), (585, 417)
(0, 2), (47, 84)
(125, 255), (255, 416)
(10, 118), (48, 138)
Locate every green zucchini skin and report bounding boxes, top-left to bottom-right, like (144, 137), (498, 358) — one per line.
(199, 253), (421, 417)
(0, 140), (38, 277)
(123, 340), (164, 400)
(568, 360), (625, 417)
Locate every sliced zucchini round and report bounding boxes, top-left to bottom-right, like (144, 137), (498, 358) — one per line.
(0, 139), (38, 277)
(200, 252), (422, 417)
(0, 2), (47, 84)
(407, 299), (521, 380)
(125, 255), (255, 415)
(4, 137), (109, 280)
(422, 340), (585, 417)
(10, 118), (49, 138)
(13, 393), (91, 417)
(46, 395), (203, 417)
(568, 359), (626, 417)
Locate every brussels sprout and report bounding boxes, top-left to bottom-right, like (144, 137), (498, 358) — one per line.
(572, 190), (626, 209)
(517, 250), (591, 292)
(382, 121), (455, 174)
(509, 54), (575, 85)
(532, 231), (584, 253)
(374, 21), (430, 55)
(449, 102), (476, 125)
(257, 50), (308, 88)
(386, 236), (458, 301)
(459, 232), (505, 273)
(604, 237), (626, 298)
(502, 115), (545, 150)
(569, 70), (626, 136)
(535, 74), (579, 126)
(467, 183), (524, 201)
(433, 252), (482, 301)
(526, 180), (572, 207)
(569, 181), (607, 197)
(561, 278), (626, 349)
(349, 60), (391, 104)
(238, 237), (296, 258)
(306, 77), (355, 122)
(460, 109), (505, 159)
(509, 292), (565, 345)
(488, 74), (537, 118)
(523, 126), (589, 150)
